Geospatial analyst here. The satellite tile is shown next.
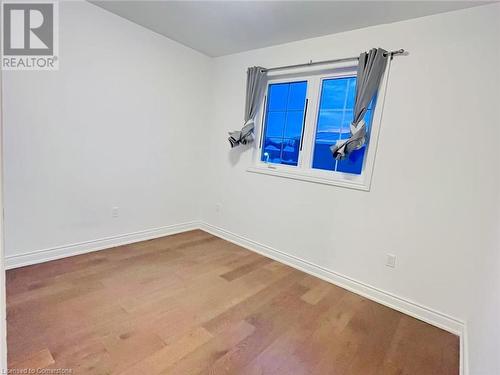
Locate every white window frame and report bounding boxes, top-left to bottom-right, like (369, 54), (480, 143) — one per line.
(247, 61), (391, 191)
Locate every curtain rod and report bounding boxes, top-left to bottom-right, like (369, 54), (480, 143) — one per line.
(261, 49), (405, 73)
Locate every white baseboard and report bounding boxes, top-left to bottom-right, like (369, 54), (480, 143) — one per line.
(199, 222), (468, 375)
(5, 221), (199, 269)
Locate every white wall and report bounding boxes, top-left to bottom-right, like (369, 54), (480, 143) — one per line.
(2, 1), (211, 263)
(201, 4), (500, 375)
(0, 67), (7, 373)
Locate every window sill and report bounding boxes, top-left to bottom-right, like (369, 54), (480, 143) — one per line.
(246, 165), (370, 191)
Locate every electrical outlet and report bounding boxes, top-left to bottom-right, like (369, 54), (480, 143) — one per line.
(215, 203), (221, 213)
(386, 253), (396, 268)
(112, 207), (119, 218)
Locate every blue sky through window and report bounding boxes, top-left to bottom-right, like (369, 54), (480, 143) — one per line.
(261, 81), (307, 166)
(312, 77), (374, 175)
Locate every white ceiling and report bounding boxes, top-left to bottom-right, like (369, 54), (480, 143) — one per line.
(91, 1), (490, 57)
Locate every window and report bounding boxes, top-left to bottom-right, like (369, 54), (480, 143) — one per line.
(261, 81), (307, 166)
(250, 66), (388, 191)
(312, 77), (375, 175)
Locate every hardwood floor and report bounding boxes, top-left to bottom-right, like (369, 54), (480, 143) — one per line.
(6, 230), (459, 374)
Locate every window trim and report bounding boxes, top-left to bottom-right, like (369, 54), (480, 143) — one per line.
(247, 61), (391, 191)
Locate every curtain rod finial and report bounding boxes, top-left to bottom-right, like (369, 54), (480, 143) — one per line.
(388, 49), (406, 60)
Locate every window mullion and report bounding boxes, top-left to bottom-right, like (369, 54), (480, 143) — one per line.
(299, 77), (320, 170)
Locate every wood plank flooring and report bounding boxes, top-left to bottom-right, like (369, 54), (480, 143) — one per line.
(6, 230), (459, 374)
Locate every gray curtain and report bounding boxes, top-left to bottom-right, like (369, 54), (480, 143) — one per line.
(228, 66), (266, 148)
(330, 48), (389, 160)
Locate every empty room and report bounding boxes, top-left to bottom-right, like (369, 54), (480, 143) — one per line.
(0, 1), (499, 374)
